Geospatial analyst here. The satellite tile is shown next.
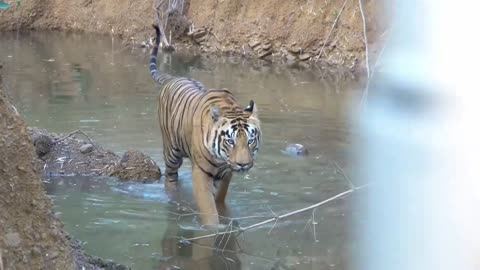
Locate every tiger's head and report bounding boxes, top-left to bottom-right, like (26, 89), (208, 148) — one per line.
(207, 100), (262, 172)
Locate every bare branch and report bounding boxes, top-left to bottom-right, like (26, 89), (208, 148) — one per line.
(268, 217), (279, 235)
(312, 209), (318, 242)
(183, 185), (368, 242)
(361, 30), (390, 105)
(266, 205), (279, 234)
(53, 129), (99, 151)
(221, 221), (234, 251)
(314, 0), (349, 62)
(152, 0), (172, 47)
(302, 217), (312, 233)
(332, 160), (354, 190)
(358, 0), (370, 79)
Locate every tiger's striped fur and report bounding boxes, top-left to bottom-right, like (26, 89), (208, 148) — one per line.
(150, 25), (262, 225)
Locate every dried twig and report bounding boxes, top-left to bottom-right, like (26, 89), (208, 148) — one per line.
(315, 0), (349, 62)
(302, 217), (313, 233)
(266, 205), (279, 234)
(332, 161), (354, 190)
(358, 0), (370, 79)
(152, 0), (171, 47)
(53, 129), (99, 151)
(221, 221), (234, 251)
(182, 185), (367, 242)
(361, 30), (390, 105)
(312, 209), (318, 242)
(210, 30), (221, 43)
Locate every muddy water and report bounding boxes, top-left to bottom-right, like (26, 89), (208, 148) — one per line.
(1, 31), (362, 269)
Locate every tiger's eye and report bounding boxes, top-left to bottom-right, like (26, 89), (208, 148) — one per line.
(248, 139), (254, 145)
(226, 138), (235, 145)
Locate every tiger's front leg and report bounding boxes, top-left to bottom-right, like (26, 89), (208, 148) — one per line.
(162, 144), (183, 184)
(192, 164), (220, 226)
(214, 171), (232, 203)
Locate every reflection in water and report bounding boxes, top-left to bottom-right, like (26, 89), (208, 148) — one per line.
(1, 31), (363, 269)
(159, 184), (241, 270)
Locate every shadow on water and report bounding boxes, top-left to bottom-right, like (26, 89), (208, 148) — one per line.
(1, 31), (363, 269)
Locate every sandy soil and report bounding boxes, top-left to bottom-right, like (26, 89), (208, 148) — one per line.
(0, 0), (385, 70)
(0, 69), (134, 270)
(0, 74), (76, 269)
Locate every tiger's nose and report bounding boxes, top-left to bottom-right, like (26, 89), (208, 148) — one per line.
(236, 162), (252, 169)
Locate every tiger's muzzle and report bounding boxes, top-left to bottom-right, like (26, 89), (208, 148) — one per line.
(231, 161), (253, 172)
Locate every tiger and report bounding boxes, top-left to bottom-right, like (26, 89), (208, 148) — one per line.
(149, 25), (262, 225)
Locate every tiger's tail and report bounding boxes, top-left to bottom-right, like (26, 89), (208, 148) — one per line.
(150, 25), (173, 85)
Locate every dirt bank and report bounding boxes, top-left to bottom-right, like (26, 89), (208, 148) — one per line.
(0, 74), (76, 269)
(0, 0), (384, 70)
(0, 69), (132, 269)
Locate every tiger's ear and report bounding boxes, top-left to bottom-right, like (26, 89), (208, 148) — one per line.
(211, 105), (222, 122)
(245, 100), (258, 118)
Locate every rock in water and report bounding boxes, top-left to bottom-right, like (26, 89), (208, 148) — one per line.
(282, 143), (309, 156)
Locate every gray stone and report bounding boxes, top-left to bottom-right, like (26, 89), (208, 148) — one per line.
(79, 144), (94, 154)
(192, 29), (207, 39)
(262, 43), (272, 50)
(298, 53), (311, 61)
(5, 232), (21, 247)
(257, 50), (273, 59)
(286, 53), (297, 61)
(283, 143), (309, 156)
(248, 40), (261, 49)
(288, 46), (302, 54)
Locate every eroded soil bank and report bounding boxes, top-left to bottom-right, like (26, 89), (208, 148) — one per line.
(0, 67), (134, 269)
(0, 0), (385, 70)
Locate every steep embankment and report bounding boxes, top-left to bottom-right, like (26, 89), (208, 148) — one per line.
(0, 65), (130, 270)
(0, 68), (76, 269)
(0, 0), (384, 70)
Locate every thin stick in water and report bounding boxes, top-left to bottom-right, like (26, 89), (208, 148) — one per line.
(332, 160), (354, 190)
(312, 209), (318, 242)
(182, 186), (366, 242)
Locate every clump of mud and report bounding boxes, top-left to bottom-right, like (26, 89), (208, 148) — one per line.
(29, 128), (119, 176)
(29, 128), (162, 181)
(108, 150), (162, 183)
